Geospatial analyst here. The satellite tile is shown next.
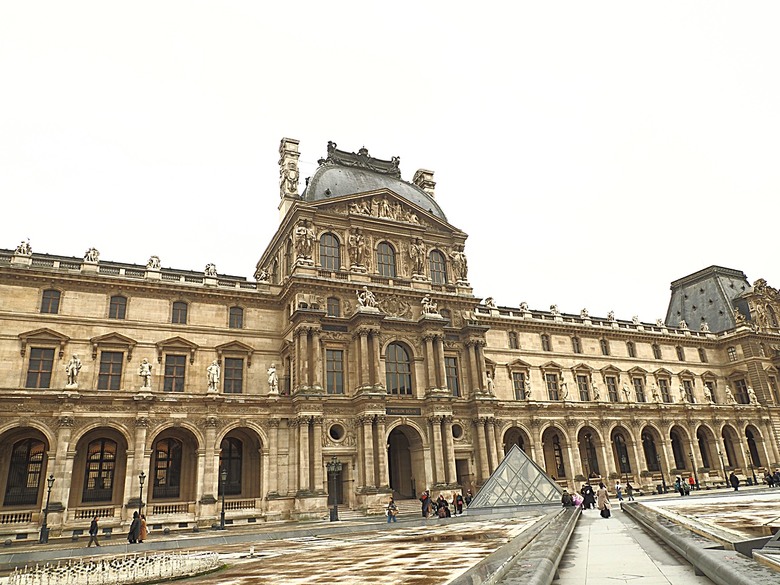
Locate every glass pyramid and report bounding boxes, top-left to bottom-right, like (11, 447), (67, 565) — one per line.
(469, 444), (563, 508)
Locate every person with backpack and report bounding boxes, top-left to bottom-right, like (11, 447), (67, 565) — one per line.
(386, 497), (398, 523)
(453, 492), (464, 515)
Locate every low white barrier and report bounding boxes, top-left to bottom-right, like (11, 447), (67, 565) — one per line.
(8, 551), (220, 585)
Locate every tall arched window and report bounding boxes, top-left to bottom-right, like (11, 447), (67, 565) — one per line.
(152, 438), (182, 499)
(670, 430), (686, 470)
(583, 432), (600, 476)
(614, 433), (631, 473)
(642, 432), (660, 471)
(552, 435), (566, 478)
(746, 429), (762, 467)
(696, 430), (711, 468)
(385, 342), (412, 395)
(219, 437), (242, 496)
(428, 250), (447, 284)
(83, 439), (116, 502)
(376, 242), (396, 278)
(319, 233), (341, 271)
(4, 439), (45, 506)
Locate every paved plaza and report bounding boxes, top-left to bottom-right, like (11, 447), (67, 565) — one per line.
(2, 488), (779, 584)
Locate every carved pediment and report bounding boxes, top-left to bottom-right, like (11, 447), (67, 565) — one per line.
(313, 190), (449, 231)
(90, 332), (137, 361)
(627, 366), (648, 375)
(18, 328), (70, 358)
(571, 362), (594, 372)
(215, 341), (255, 368)
(653, 368), (673, 377)
(540, 361), (564, 371)
(155, 337), (199, 364)
(507, 358), (533, 370)
(599, 365), (622, 375)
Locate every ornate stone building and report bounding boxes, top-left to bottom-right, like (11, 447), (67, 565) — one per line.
(1, 138), (779, 539)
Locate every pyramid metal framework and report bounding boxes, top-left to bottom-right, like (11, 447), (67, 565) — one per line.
(469, 444), (563, 508)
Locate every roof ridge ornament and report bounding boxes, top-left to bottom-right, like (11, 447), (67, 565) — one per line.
(318, 141), (402, 178)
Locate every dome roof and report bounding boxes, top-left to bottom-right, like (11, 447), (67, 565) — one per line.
(302, 142), (446, 221)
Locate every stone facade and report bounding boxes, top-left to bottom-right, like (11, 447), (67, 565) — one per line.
(0, 139), (779, 540)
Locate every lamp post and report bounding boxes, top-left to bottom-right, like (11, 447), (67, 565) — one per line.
(620, 454), (628, 486)
(656, 454), (667, 493)
(219, 468), (227, 530)
(688, 452), (699, 490)
(137, 471), (146, 516)
(717, 448), (726, 486)
(748, 454), (758, 486)
(38, 474), (55, 544)
(326, 456), (342, 522)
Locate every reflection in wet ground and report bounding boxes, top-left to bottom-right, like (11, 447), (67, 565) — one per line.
(176, 517), (539, 585)
(646, 491), (780, 539)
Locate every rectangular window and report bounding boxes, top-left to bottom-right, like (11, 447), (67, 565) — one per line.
(676, 346), (685, 361)
(606, 376), (619, 401)
(26, 348), (55, 388)
(172, 302), (188, 325)
(572, 337), (582, 354)
(577, 374), (590, 401)
(228, 307), (243, 329)
(600, 339), (610, 356)
(445, 357), (460, 397)
(326, 349), (344, 395)
(698, 348), (707, 363)
(683, 380), (694, 403)
(163, 355), (186, 392)
(327, 298), (341, 318)
(512, 372), (526, 400)
(98, 351), (124, 390)
(734, 379), (749, 404)
(508, 332), (519, 349)
(727, 346), (738, 362)
(652, 344), (662, 359)
(109, 296), (127, 319)
(545, 373), (559, 400)
(659, 379), (671, 403)
(224, 358), (244, 394)
(632, 377), (645, 402)
(41, 290), (61, 314)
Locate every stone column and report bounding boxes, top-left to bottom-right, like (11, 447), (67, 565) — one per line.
(737, 439), (750, 472)
(49, 415), (74, 510)
(629, 439), (642, 482)
(435, 336), (448, 391)
(295, 328), (306, 390)
(202, 416), (218, 504)
(376, 415), (389, 488)
(494, 419), (504, 464)
(359, 331), (370, 388)
(763, 421), (780, 466)
(442, 416), (457, 485)
(428, 416), (445, 484)
(267, 419), (279, 495)
(659, 440), (673, 478)
(288, 419), (299, 494)
(298, 417), (310, 493)
(599, 442), (612, 480)
(474, 418), (490, 482)
(123, 417), (149, 512)
(312, 329), (323, 390)
(467, 342), (479, 393)
(564, 442), (578, 484)
(485, 418), (498, 472)
(361, 415), (375, 488)
(370, 329), (382, 387)
(312, 416), (324, 492)
(424, 335), (436, 390)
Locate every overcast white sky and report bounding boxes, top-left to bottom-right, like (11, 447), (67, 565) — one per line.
(2, 2), (778, 322)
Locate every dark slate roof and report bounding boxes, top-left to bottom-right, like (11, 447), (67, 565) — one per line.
(301, 142), (447, 221)
(664, 265), (749, 333)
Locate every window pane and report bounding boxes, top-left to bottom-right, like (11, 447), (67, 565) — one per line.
(224, 358), (244, 393)
(512, 372), (526, 400)
(229, 307), (243, 329)
(26, 348), (55, 388)
(445, 357), (459, 397)
(83, 439), (116, 502)
(163, 355), (186, 392)
(41, 290), (61, 314)
(326, 350), (344, 394)
(319, 234), (341, 270)
(153, 438), (182, 499)
(172, 302), (187, 324)
(385, 343), (411, 395)
(98, 351), (124, 390)
(4, 439), (45, 506)
(327, 297), (341, 317)
(377, 243), (396, 277)
(429, 250), (447, 284)
(109, 296), (127, 319)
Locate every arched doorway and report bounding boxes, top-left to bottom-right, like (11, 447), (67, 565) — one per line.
(503, 426), (530, 455)
(387, 425), (426, 499)
(541, 427), (568, 481)
(696, 426), (715, 470)
(1, 429), (49, 509)
(745, 427), (763, 470)
(69, 427), (129, 511)
(577, 427), (601, 479)
(721, 425), (742, 470)
(611, 428), (633, 481)
(669, 427), (689, 471)
(148, 427), (200, 504)
(219, 427), (263, 501)
(641, 428), (661, 472)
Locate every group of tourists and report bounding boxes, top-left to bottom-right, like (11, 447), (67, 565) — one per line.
(674, 475), (696, 496)
(764, 469), (780, 487)
(385, 489), (473, 521)
(86, 511), (149, 547)
(561, 482), (614, 519)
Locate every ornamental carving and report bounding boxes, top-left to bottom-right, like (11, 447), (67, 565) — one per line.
(378, 295), (413, 319)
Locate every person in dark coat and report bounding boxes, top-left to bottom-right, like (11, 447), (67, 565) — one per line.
(128, 511), (141, 543)
(420, 490), (432, 518)
(729, 472), (740, 491)
(580, 484), (596, 509)
(774, 470), (780, 487)
(87, 516), (100, 547)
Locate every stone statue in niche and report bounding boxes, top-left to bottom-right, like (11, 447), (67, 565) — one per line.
(207, 360), (220, 392)
(65, 354), (82, 387)
(622, 383), (632, 402)
(748, 386), (759, 405)
(205, 263), (217, 277)
(733, 307), (746, 325)
(15, 239), (32, 255)
(357, 286), (377, 308)
(591, 382), (600, 401)
(84, 247), (100, 263)
(280, 161), (299, 197)
(651, 383), (660, 403)
(409, 238), (426, 275)
(294, 219), (315, 260)
(449, 245), (468, 282)
(147, 255), (161, 269)
(486, 372), (495, 395)
(267, 363), (279, 394)
(724, 385), (736, 404)
(138, 359), (153, 388)
(703, 384), (714, 403)
(348, 227), (368, 267)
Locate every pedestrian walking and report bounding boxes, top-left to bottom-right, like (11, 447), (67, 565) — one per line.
(625, 482), (635, 502)
(615, 481), (623, 502)
(688, 475), (696, 491)
(729, 471), (740, 491)
(127, 511), (141, 544)
(581, 483), (596, 510)
(596, 482), (611, 518)
(87, 516), (100, 547)
(420, 490), (432, 518)
(386, 497), (398, 523)
(139, 513), (148, 543)
(453, 492), (464, 515)
(464, 490), (473, 507)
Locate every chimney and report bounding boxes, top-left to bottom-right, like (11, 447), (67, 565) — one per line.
(278, 137), (301, 219)
(413, 169), (436, 198)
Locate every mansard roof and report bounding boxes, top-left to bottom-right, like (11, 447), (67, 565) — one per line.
(302, 142), (446, 221)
